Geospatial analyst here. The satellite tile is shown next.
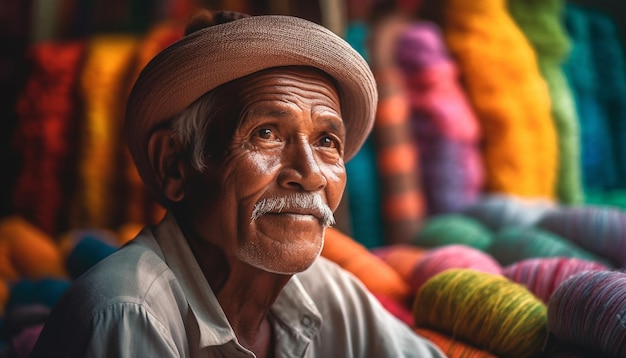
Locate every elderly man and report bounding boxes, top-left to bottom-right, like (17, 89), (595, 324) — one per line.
(31, 10), (445, 358)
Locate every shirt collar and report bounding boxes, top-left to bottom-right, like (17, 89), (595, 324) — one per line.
(152, 212), (322, 350)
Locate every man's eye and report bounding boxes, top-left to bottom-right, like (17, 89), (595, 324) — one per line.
(257, 128), (274, 139)
(319, 135), (337, 148)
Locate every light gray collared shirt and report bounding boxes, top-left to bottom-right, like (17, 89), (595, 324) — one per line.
(32, 213), (445, 357)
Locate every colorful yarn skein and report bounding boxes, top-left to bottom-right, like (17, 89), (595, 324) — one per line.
(487, 225), (610, 266)
(548, 270), (626, 357)
(395, 21), (484, 216)
(342, 21), (386, 248)
(503, 257), (608, 303)
(414, 269), (548, 358)
(70, 35), (138, 230)
(432, 0), (558, 199)
(368, 14), (423, 245)
(562, 3), (619, 191)
(536, 205), (626, 267)
(413, 327), (497, 358)
(507, 0), (585, 204)
(462, 193), (557, 232)
(409, 244), (502, 293)
(13, 41), (85, 236)
(371, 68), (424, 246)
(412, 214), (493, 250)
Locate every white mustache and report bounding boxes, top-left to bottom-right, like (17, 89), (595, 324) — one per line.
(251, 193), (335, 227)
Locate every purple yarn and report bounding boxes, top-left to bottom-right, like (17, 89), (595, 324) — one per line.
(503, 257), (608, 303)
(394, 21), (450, 71)
(537, 205), (626, 267)
(395, 21), (484, 215)
(548, 270), (626, 357)
(419, 139), (483, 215)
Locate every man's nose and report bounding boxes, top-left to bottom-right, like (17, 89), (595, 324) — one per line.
(278, 140), (327, 192)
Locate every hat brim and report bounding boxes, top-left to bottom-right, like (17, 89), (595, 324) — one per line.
(125, 15), (377, 196)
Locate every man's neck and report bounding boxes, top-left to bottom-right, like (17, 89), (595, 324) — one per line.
(183, 229), (290, 357)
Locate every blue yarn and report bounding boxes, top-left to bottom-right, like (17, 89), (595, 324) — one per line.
(343, 23), (384, 248)
(587, 8), (626, 190)
(345, 137), (385, 248)
(6, 278), (71, 311)
(66, 235), (118, 279)
(345, 21), (369, 62)
(563, 3), (619, 191)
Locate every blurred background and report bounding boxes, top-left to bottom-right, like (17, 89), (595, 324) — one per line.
(0, 0), (626, 247)
(1, 0), (624, 247)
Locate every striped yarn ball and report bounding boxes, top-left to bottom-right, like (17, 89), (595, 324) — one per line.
(503, 257), (608, 303)
(487, 226), (610, 266)
(462, 194), (558, 231)
(409, 244), (502, 292)
(413, 214), (493, 250)
(548, 270), (626, 357)
(414, 328), (497, 358)
(414, 269), (548, 358)
(537, 205), (626, 267)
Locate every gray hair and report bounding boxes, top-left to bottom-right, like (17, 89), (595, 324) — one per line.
(170, 90), (222, 172)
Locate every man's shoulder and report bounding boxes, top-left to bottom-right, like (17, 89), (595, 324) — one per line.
(57, 232), (175, 316)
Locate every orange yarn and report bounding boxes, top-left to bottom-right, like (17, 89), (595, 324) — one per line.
(0, 216), (67, 281)
(322, 227), (412, 305)
(0, 279), (7, 315)
(371, 244), (426, 283)
(436, 0), (558, 199)
(70, 35), (138, 230)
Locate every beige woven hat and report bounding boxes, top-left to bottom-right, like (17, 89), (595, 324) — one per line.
(125, 14), (377, 196)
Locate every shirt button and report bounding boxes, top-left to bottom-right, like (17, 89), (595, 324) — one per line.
(301, 315), (312, 327)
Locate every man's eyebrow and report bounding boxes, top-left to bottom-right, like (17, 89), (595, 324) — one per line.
(266, 109), (288, 117)
(320, 117), (345, 134)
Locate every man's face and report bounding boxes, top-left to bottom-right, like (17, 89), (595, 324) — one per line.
(187, 67), (347, 274)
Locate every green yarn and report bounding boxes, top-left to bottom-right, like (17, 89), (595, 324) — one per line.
(585, 189), (626, 210)
(508, 0), (585, 204)
(414, 269), (548, 358)
(487, 226), (610, 266)
(412, 214), (493, 250)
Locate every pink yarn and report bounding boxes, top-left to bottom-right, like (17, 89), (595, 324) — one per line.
(373, 292), (414, 327)
(409, 244), (502, 292)
(503, 257), (608, 303)
(10, 323), (45, 358)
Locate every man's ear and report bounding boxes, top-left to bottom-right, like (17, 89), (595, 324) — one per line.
(148, 130), (186, 202)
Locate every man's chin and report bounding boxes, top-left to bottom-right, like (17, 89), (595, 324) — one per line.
(238, 245), (322, 275)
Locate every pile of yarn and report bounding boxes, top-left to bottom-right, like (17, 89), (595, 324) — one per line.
(368, 193), (626, 357)
(0, 217), (125, 356)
